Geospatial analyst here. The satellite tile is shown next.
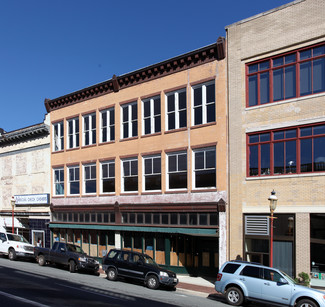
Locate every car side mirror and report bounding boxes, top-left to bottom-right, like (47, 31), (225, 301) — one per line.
(60, 248), (66, 252)
(278, 278), (288, 285)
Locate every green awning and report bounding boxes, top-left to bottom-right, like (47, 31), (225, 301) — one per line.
(49, 223), (218, 236)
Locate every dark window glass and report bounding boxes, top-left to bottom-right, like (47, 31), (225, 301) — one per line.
(170, 214), (178, 224)
(260, 72), (269, 104)
(103, 213), (109, 223)
(134, 236), (142, 249)
(223, 263), (241, 274)
(137, 213), (143, 224)
(240, 265), (261, 278)
(153, 214), (160, 224)
(110, 213), (115, 223)
(162, 214), (169, 225)
(145, 214), (152, 224)
(261, 144), (270, 175)
(285, 65), (296, 99)
(156, 237), (165, 251)
(300, 61), (312, 96)
(314, 137), (325, 171)
(123, 234), (132, 248)
(249, 145), (258, 176)
(300, 138), (312, 172)
(130, 213), (135, 224)
(180, 214), (187, 225)
(189, 214), (197, 225)
(248, 75), (258, 106)
(210, 214), (218, 225)
(199, 214), (208, 225)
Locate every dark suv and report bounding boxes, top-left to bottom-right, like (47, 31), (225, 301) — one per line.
(102, 249), (178, 290)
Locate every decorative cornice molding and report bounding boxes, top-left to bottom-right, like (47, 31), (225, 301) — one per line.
(0, 123), (49, 145)
(45, 37), (226, 112)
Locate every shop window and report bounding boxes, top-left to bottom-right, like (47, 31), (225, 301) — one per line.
(145, 213), (152, 224)
(108, 232), (115, 245)
(124, 233), (132, 248)
(156, 237), (165, 251)
(134, 236), (142, 249)
(99, 232), (106, 245)
(145, 236), (154, 251)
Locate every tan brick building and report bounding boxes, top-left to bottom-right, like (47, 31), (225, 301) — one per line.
(45, 38), (227, 275)
(227, 0), (325, 284)
(0, 117), (51, 247)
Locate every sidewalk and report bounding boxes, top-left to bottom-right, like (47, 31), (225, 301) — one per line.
(177, 275), (217, 296)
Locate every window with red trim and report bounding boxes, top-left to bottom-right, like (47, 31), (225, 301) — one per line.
(247, 43), (325, 107)
(247, 123), (325, 177)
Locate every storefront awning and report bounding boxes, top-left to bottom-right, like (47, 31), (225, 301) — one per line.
(0, 217), (25, 229)
(49, 223), (218, 236)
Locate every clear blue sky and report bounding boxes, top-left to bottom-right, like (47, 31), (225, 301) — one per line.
(0, 0), (292, 132)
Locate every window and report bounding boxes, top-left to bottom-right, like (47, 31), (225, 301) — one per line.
(67, 117), (79, 149)
(53, 121), (64, 151)
(143, 155), (161, 191)
(83, 164), (96, 194)
(263, 269), (282, 282)
(54, 168), (64, 195)
(222, 263), (241, 274)
(100, 108), (115, 143)
(101, 160), (115, 193)
(192, 81), (215, 126)
(68, 165), (80, 195)
(121, 102), (137, 139)
(122, 157), (138, 192)
(193, 147), (216, 188)
(83, 113), (96, 146)
(167, 151), (187, 190)
(248, 123), (325, 176)
(143, 95), (161, 135)
(247, 43), (325, 106)
(240, 265), (261, 278)
(166, 89), (187, 130)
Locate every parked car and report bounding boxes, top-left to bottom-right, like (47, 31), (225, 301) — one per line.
(0, 232), (34, 260)
(215, 260), (325, 307)
(34, 241), (99, 274)
(102, 249), (178, 290)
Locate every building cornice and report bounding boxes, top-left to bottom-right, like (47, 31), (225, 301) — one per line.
(0, 123), (49, 145)
(45, 37), (226, 112)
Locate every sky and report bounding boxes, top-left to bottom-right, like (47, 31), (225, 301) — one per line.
(0, 0), (293, 132)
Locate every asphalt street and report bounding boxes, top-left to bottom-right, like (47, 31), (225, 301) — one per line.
(0, 257), (228, 307)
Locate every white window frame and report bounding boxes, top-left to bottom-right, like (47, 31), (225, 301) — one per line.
(143, 154), (161, 192)
(67, 117), (79, 149)
(100, 160), (115, 194)
(192, 147), (216, 189)
(121, 101), (137, 139)
(121, 157), (138, 193)
(100, 107), (115, 143)
(83, 113), (96, 146)
(68, 165), (80, 195)
(53, 121), (64, 152)
(166, 151), (187, 190)
(142, 95), (161, 135)
(191, 80), (215, 126)
(83, 163), (97, 194)
(53, 167), (64, 196)
(165, 88), (187, 131)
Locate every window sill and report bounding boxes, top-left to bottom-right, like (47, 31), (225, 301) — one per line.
(120, 192), (138, 196)
(191, 188), (218, 193)
(165, 190), (188, 194)
(82, 144), (97, 149)
(66, 195), (81, 198)
(99, 193), (116, 196)
(52, 150), (64, 154)
(141, 132), (162, 138)
(190, 122), (216, 130)
(165, 127), (187, 134)
(119, 136), (139, 142)
(66, 147), (80, 152)
(141, 191), (162, 195)
(99, 141), (115, 146)
(246, 172), (325, 180)
(52, 195), (65, 198)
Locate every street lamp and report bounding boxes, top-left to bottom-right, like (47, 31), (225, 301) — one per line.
(11, 196), (15, 234)
(268, 190), (278, 267)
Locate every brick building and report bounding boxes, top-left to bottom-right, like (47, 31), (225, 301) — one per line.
(45, 38), (227, 275)
(227, 0), (325, 283)
(0, 117), (51, 247)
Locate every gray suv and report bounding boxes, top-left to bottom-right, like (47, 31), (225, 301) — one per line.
(215, 261), (325, 307)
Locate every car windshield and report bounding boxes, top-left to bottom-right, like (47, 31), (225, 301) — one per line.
(7, 234), (29, 243)
(281, 270), (297, 284)
(143, 254), (157, 266)
(66, 244), (84, 254)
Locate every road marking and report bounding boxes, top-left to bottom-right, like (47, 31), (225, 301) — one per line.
(0, 290), (49, 307)
(56, 283), (135, 302)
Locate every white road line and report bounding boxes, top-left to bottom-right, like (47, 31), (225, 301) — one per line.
(0, 290), (50, 307)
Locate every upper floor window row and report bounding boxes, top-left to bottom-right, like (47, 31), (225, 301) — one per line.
(247, 122), (325, 177)
(52, 80), (216, 152)
(247, 43), (325, 107)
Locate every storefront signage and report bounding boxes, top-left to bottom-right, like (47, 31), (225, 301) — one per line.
(15, 194), (50, 206)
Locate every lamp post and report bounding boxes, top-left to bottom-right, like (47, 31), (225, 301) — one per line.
(268, 190), (278, 267)
(11, 196), (16, 234)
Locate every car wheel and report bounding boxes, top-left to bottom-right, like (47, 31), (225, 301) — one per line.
(225, 286), (244, 306)
(38, 255), (46, 266)
(69, 260), (76, 273)
(8, 249), (17, 261)
(146, 275), (159, 290)
(107, 268), (117, 281)
(296, 299), (317, 307)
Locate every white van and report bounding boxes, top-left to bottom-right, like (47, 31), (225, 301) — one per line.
(0, 232), (34, 260)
